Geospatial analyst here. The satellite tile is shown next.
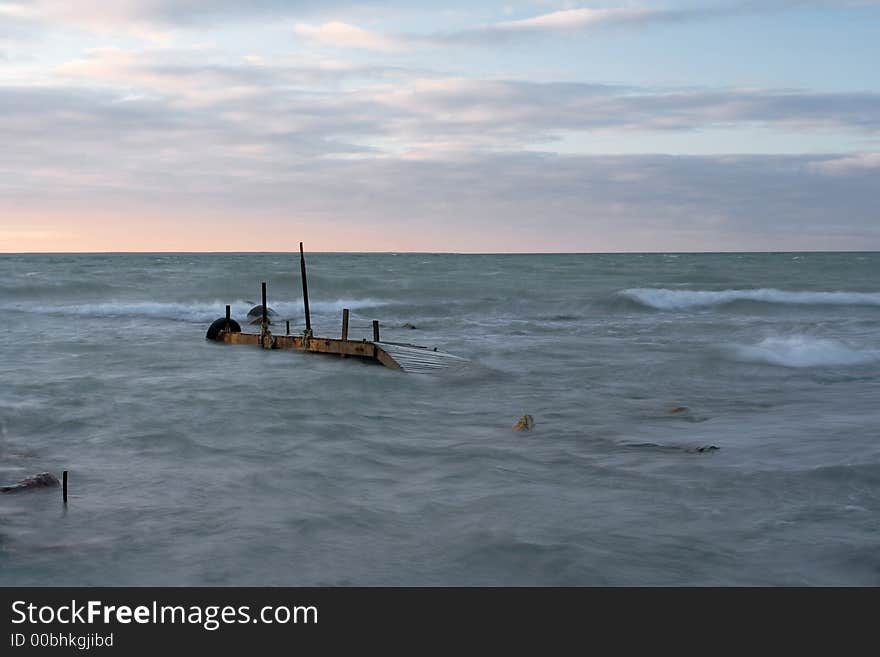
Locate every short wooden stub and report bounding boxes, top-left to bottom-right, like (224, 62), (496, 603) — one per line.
(62, 470), (68, 504)
(372, 320), (380, 342)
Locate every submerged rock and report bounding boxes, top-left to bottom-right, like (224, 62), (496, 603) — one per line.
(1, 472), (60, 493)
(401, 323), (417, 330)
(625, 442), (719, 454)
(247, 305), (278, 318)
(513, 415), (535, 432)
(668, 406), (690, 414)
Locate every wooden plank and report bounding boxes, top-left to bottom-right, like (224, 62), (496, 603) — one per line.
(220, 332), (395, 363)
(373, 341), (466, 372)
(375, 346), (403, 370)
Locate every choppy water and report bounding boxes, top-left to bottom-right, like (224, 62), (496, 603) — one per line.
(1, 252), (879, 586)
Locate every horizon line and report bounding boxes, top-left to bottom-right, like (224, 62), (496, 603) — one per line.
(1, 249), (879, 256)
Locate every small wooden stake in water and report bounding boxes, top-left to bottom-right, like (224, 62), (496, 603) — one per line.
(225, 304), (231, 332)
(62, 470), (68, 504)
(261, 282), (268, 327)
(372, 320), (380, 342)
(286, 320), (290, 335)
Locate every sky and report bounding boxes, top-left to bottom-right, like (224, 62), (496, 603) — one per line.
(1, 0), (878, 252)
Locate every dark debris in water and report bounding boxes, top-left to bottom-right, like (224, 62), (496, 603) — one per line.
(624, 442), (720, 454)
(0, 472), (60, 493)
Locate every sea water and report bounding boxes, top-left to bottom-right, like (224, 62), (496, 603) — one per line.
(0, 252), (878, 585)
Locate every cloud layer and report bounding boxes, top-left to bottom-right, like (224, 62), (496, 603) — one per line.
(2, 1), (879, 251)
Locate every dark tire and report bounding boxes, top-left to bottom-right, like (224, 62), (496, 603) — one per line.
(206, 317), (242, 340)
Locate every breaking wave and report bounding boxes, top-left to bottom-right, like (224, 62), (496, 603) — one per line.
(621, 288), (880, 310)
(0, 298), (391, 322)
(729, 336), (880, 368)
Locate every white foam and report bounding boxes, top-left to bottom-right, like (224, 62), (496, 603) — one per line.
(622, 288), (880, 310)
(730, 336), (880, 368)
(0, 298), (391, 322)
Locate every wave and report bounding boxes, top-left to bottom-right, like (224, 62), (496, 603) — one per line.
(0, 298), (392, 322)
(728, 336), (880, 368)
(621, 288), (880, 311)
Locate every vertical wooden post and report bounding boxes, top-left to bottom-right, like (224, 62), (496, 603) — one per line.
(341, 309), (350, 359)
(286, 320), (290, 335)
(372, 320), (380, 342)
(299, 242), (312, 334)
(62, 470), (68, 504)
(225, 304), (231, 332)
(261, 282), (268, 327)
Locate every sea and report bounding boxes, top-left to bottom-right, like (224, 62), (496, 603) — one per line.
(1, 252), (878, 586)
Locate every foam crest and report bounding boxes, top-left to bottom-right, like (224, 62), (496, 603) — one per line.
(0, 298), (391, 322)
(730, 336), (880, 368)
(622, 288), (880, 310)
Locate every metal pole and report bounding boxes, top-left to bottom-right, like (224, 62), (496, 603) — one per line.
(300, 242), (312, 334)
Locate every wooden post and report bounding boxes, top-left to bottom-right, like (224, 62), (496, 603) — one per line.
(340, 309), (350, 359)
(225, 304), (231, 332)
(62, 470), (68, 504)
(372, 320), (380, 342)
(286, 320), (290, 335)
(299, 242), (312, 334)
(261, 282), (268, 327)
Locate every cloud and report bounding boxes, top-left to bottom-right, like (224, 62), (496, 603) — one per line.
(8, 1), (880, 48)
(4, 0), (324, 25)
(45, 50), (880, 151)
(429, 3), (752, 44)
(808, 152), (880, 175)
(4, 137), (879, 251)
(0, 0), (359, 39)
(493, 7), (680, 32)
(295, 21), (402, 52)
(3, 62), (880, 251)
(363, 79), (880, 149)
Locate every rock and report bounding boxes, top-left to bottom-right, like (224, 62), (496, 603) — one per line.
(668, 406), (690, 414)
(401, 323), (417, 330)
(624, 442), (719, 454)
(1, 472), (60, 493)
(247, 305), (278, 318)
(513, 415), (535, 431)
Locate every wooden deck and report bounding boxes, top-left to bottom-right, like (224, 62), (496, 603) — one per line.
(218, 331), (402, 369)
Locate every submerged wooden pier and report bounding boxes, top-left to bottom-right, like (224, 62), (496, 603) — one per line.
(206, 243), (464, 372)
